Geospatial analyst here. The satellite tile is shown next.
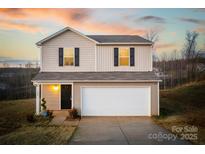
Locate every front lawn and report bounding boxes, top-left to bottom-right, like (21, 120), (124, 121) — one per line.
(0, 125), (75, 145)
(0, 99), (76, 145)
(153, 80), (205, 144)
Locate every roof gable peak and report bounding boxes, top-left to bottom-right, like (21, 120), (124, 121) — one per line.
(36, 26), (99, 46)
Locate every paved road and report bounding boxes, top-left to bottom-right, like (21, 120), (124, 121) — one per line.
(69, 117), (191, 145)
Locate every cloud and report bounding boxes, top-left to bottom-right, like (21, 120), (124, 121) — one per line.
(0, 8), (27, 19)
(0, 8), (90, 23)
(0, 8), (149, 35)
(194, 27), (205, 34)
(0, 9), (91, 33)
(179, 17), (205, 35)
(73, 21), (147, 35)
(0, 20), (42, 33)
(170, 32), (176, 36)
(193, 8), (205, 12)
(137, 16), (165, 23)
(178, 17), (205, 25)
(155, 43), (176, 49)
(24, 9), (90, 25)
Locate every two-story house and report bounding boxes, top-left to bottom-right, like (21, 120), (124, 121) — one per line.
(32, 26), (160, 116)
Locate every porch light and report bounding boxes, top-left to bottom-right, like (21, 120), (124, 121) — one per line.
(53, 85), (59, 91)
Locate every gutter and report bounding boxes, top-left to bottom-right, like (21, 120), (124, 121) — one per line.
(31, 79), (162, 84)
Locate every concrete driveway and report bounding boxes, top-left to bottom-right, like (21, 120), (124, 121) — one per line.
(69, 117), (190, 145)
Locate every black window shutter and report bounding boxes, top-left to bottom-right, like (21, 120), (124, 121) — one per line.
(59, 48), (63, 66)
(130, 48), (135, 66)
(114, 48), (119, 66)
(75, 48), (80, 66)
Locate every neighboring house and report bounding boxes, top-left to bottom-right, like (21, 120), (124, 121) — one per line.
(32, 26), (160, 116)
(198, 51), (205, 59)
(153, 68), (169, 79)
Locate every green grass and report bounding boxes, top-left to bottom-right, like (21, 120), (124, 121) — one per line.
(153, 80), (205, 144)
(0, 99), (76, 145)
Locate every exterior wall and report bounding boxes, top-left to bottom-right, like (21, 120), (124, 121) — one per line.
(40, 30), (153, 72)
(96, 45), (152, 72)
(73, 82), (159, 116)
(41, 30), (96, 72)
(41, 84), (60, 110)
(40, 82), (159, 115)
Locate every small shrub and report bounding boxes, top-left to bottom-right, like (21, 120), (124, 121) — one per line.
(159, 107), (174, 118)
(26, 114), (36, 123)
(47, 110), (54, 119)
(69, 108), (79, 119)
(41, 98), (47, 111)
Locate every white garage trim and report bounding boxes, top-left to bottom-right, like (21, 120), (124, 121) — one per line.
(80, 86), (151, 116)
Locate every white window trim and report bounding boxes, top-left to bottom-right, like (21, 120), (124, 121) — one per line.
(118, 47), (130, 66)
(63, 47), (75, 66)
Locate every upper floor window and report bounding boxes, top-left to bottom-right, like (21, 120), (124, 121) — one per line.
(64, 48), (74, 66)
(119, 47), (129, 66)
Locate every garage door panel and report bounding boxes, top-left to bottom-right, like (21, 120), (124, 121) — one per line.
(82, 87), (150, 116)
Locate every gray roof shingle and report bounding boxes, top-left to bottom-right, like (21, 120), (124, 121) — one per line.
(36, 27), (153, 45)
(32, 72), (160, 82)
(87, 35), (152, 43)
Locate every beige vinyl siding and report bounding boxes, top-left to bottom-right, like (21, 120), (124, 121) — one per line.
(73, 82), (159, 116)
(41, 30), (96, 72)
(96, 45), (152, 72)
(41, 84), (60, 110)
(40, 82), (159, 115)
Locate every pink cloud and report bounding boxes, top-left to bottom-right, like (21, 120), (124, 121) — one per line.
(155, 43), (176, 49)
(0, 20), (42, 33)
(195, 27), (205, 34)
(0, 8), (27, 19)
(75, 22), (147, 35)
(170, 32), (176, 36)
(0, 8), (148, 35)
(0, 9), (91, 33)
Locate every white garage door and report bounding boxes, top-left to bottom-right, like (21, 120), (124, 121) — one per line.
(81, 87), (151, 116)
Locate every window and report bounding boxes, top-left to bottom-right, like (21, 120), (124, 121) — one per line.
(119, 47), (129, 66)
(64, 48), (74, 66)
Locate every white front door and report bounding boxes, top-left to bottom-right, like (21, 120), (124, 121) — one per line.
(81, 87), (151, 116)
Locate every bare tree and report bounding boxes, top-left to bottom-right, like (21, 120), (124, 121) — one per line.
(145, 30), (159, 45)
(3, 63), (9, 68)
(145, 30), (160, 69)
(150, 31), (204, 89)
(160, 52), (168, 89)
(183, 31), (198, 59)
(25, 62), (32, 68)
(182, 31), (199, 81)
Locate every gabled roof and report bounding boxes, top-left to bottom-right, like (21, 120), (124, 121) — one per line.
(32, 71), (160, 82)
(87, 35), (152, 44)
(36, 26), (153, 46)
(36, 26), (99, 46)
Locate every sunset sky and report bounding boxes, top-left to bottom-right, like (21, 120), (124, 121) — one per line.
(0, 8), (205, 62)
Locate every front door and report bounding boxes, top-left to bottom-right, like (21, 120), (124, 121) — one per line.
(61, 85), (72, 109)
